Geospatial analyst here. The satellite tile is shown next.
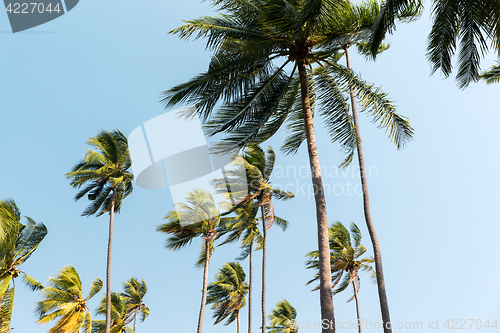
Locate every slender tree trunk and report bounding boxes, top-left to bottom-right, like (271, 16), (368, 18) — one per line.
(105, 187), (117, 333)
(261, 207), (267, 333)
(352, 279), (362, 333)
(237, 309), (241, 333)
(133, 307), (138, 332)
(197, 240), (210, 333)
(344, 46), (392, 333)
(248, 241), (253, 333)
(297, 57), (335, 333)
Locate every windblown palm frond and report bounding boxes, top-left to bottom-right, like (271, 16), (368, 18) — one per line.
(267, 300), (298, 333)
(36, 266), (102, 333)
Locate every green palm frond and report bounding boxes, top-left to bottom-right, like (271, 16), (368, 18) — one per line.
(267, 299), (298, 333)
(480, 61), (500, 84)
(207, 262), (248, 326)
(306, 221), (374, 299)
(36, 266), (101, 333)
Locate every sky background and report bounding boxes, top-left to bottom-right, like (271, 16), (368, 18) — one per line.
(1, 0), (499, 332)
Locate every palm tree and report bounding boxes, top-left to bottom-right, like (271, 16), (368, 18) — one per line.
(92, 293), (134, 333)
(371, 0), (500, 88)
(66, 129), (133, 333)
(267, 300), (298, 333)
(306, 222), (375, 333)
(480, 61), (500, 84)
(218, 201), (263, 333)
(207, 262), (249, 333)
(0, 199), (46, 333)
(156, 189), (231, 333)
(235, 145), (292, 333)
(121, 278), (149, 332)
(36, 266), (103, 333)
(162, 2), (412, 331)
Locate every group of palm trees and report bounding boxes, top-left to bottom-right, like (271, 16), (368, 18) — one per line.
(2, 0), (499, 332)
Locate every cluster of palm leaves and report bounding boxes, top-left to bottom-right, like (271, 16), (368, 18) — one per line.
(157, 145), (294, 333)
(35, 266), (148, 333)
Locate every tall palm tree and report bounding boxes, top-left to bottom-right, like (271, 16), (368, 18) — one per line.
(237, 145), (292, 333)
(306, 222), (375, 333)
(218, 201), (263, 333)
(267, 300), (298, 333)
(0, 199), (46, 333)
(371, 0), (500, 88)
(207, 262), (249, 333)
(92, 293), (134, 333)
(121, 278), (149, 332)
(156, 189), (231, 333)
(66, 129), (134, 333)
(36, 266), (103, 333)
(162, 2), (412, 331)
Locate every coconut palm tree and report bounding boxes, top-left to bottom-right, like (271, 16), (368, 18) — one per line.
(36, 266), (103, 333)
(267, 300), (298, 333)
(207, 262), (249, 333)
(306, 222), (375, 333)
(237, 145), (292, 333)
(218, 201), (263, 333)
(371, 0), (500, 88)
(162, 1), (412, 331)
(92, 293), (134, 333)
(66, 129), (133, 333)
(0, 199), (46, 333)
(121, 278), (149, 332)
(157, 189), (232, 333)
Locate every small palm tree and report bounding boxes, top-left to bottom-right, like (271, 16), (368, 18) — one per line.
(218, 201), (263, 333)
(306, 222), (375, 333)
(92, 293), (134, 333)
(0, 199), (46, 333)
(156, 189), (231, 333)
(121, 278), (149, 332)
(267, 300), (298, 333)
(36, 266), (103, 333)
(66, 129), (133, 333)
(207, 262), (249, 333)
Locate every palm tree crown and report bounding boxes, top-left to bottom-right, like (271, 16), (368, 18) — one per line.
(36, 266), (103, 333)
(267, 300), (298, 333)
(207, 262), (249, 329)
(0, 199), (47, 333)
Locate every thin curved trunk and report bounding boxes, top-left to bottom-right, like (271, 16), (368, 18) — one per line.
(352, 279), (361, 333)
(197, 240), (210, 333)
(297, 57), (335, 333)
(248, 241), (253, 333)
(344, 46), (392, 333)
(261, 207), (267, 333)
(105, 187), (117, 333)
(237, 309), (241, 333)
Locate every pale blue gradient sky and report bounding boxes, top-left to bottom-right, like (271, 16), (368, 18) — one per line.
(1, 1), (499, 332)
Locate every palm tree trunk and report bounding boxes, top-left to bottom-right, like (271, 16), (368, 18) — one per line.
(297, 56), (335, 333)
(105, 187), (117, 333)
(261, 206), (267, 333)
(352, 279), (362, 333)
(344, 46), (392, 333)
(237, 309), (241, 333)
(133, 307), (138, 332)
(248, 241), (253, 333)
(197, 240), (210, 333)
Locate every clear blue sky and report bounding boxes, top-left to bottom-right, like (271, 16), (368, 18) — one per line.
(1, 1), (499, 332)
